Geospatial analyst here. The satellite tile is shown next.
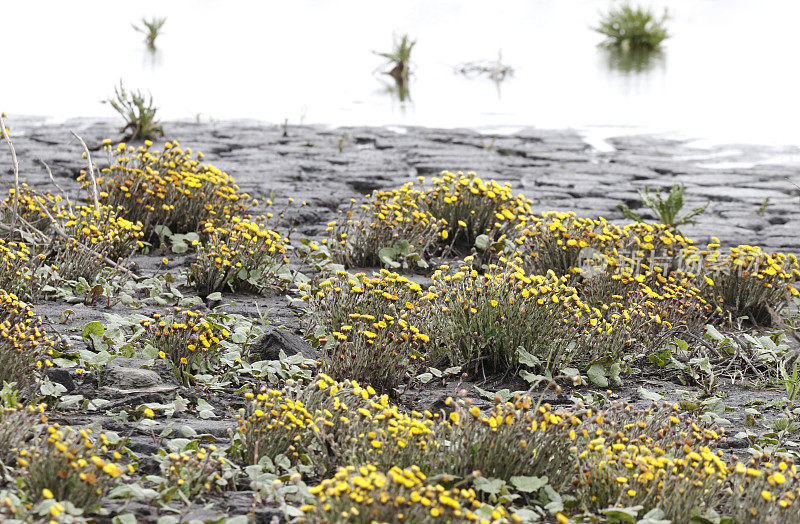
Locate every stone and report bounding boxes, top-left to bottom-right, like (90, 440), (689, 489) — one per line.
(102, 358), (171, 392)
(44, 368), (75, 392)
(250, 327), (319, 361)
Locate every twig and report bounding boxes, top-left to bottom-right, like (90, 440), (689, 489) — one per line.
(37, 158), (74, 215)
(0, 113), (20, 229)
(19, 205), (140, 281)
(70, 130), (100, 214)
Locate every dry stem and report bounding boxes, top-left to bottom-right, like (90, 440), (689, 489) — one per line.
(0, 113), (20, 229)
(70, 130), (100, 214)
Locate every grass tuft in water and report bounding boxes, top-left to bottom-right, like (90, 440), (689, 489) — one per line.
(595, 3), (669, 51)
(133, 16), (166, 50)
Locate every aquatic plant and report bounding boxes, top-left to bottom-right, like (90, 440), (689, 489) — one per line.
(108, 81), (163, 140)
(595, 3), (669, 51)
(375, 34), (416, 85)
(132, 16), (166, 50)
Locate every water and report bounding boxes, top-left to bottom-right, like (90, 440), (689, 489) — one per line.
(5, 0), (800, 147)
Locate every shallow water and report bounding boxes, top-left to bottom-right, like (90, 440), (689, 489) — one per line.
(5, 0), (800, 147)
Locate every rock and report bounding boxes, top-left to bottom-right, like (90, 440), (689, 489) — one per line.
(44, 368), (75, 392)
(102, 358), (173, 392)
(250, 327), (319, 361)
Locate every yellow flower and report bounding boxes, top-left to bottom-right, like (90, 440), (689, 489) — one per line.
(42, 488), (54, 499)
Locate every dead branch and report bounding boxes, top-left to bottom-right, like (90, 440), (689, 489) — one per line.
(70, 130), (100, 214)
(0, 113), (20, 229)
(38, 158), (74, 216)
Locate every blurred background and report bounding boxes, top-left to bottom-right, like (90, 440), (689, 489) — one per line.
(4, 0), (799, 147)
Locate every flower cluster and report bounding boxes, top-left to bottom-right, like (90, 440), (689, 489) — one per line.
(0, 289), (55, 388)
(188, 217), (288, 295)
(156, 443), (236, 498)
(727, 455), (800, 522)
(139, 307), (230, 384)
(325, 171), (534, 267)
(235, 375), (437, 475)
(14, 424), (127, 514)
(421, 171), (533, 245)
(0, 238), (32, 296)
(0, 402), (46, 465)
(325, 187), (447, 267)
(685, 242), (799, 324)
(513, 212), (624, 276)
(434, 394), (580, 483)
(3, 186), (145, 283)
(572, 402), (727, 520)
(61, 204), (145, 261)
(1, 185), (64, 233)
(303, 269), (430, 391)
(427, 257), (598, 373)
(300, 464), (514, 523)
(87, 140), (250, 237)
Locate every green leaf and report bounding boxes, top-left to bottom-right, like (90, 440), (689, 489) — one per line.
(674, 338), (690, 351)
(473, 477), (504, 495)
(587, 364), (609, 387)
(602, 505), (643, 523)
(39, 376), (67, 398)
(704, 325), (725, 342)
(474, 234), (490, 251)
(516, 346), (540, 369)
(510, 475), (548, 493)
(207, 292), (223, 302)
(378, 247), (401, 268)
(180, 425), (198, 438)
(82, 321), (105, 339)
(417, 372), (433, 384)
(637, 508), (671, 524)
(637, 386), (663, 402)
(648, 345), (672, 368)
